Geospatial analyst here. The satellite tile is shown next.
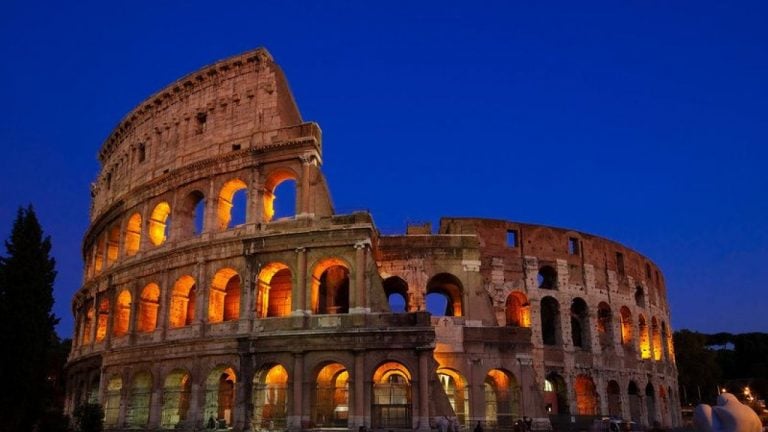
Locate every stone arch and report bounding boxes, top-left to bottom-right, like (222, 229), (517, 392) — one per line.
(312, 361), (350, 428)
(137, 283), (160, 333)
(96, 298), (109, 342)
(426, 273), (464, 317)
(645, 383), (657, 426)
(124, 212), (142, 256)
(372, 361), (413, 429)
(127, 370), (152, 427)
(252, 363), (289, 431)
(311, 258), (350, 315)
(540, 296), (560, 346)
(204, 365), (237, 428)
(544, 372), (568, 415)
(570, 297), (590, 349)
(104, 374), (122, 427)
(638, 314), (651, 359)
(484, 368), (520, 429)
(383, 276), (409, 313)
(81, 300), (94, 345)
(635, 286), (646, 308)
(574, 374), (599, 415)
(113, 289), (132, 337)
(628, 381), (641, 423)
(209, 267), (241, 323)
(93, 235), (105, 275)
(619, 306), (633, 345)
(257, 262), (292, 318)
(106, 224), (120, 267)
(537, 265), (557, 289)
(652, 317), (662, 361)
(161, 369), (191, 429)
(597, 302), (614, 350)
(148, 201), (171, 246)
(607, 380), (622, 417)
(178, 189), (205, 238)
(438, 368), (470, 426)
(264, 168), (299, 222)
(505, 291), (530, 327)
(169, 275), (196, 328)
(217, 178), (248, 230)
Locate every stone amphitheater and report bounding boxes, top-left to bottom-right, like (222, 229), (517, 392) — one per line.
(64, 48), (681, 432)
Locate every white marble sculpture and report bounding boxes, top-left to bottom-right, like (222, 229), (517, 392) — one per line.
(694, 393), (762, 432)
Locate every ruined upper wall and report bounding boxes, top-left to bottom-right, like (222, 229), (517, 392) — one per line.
(90, 48), (317, 221)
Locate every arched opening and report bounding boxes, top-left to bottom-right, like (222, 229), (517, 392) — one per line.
(544, 372), (568, 415)
(311, 259), (350, 315)
(148, 201), (171, 246)
(81, 301), (94, 345)
(659, 386), (669, 427)
(635, 286), (646, 308)
(652, 317), (662, 361)
(597, 302), (614, 350)
(645, 383), (657, 427)
(209, 268), (241, 323)
(113, 290), (131, 337)
(204, 366), (237, 428)
(372, 362), (413, 429)
(137, 283), (160, 333)
(96, 298), (109, 342)
(264, 169), (298, 222)
(438, 368), (469, 426)
(662, 321), (674, 363)
(426, 273), (463, 317)
(620, 306), (633, 345)
(313, 362), (349, 428)
(178, 190), (205, 238)
(169, 275), (196, 328)
(127, 371), (152, 427)
(639, 314), (651, 359)
(607, 380), (622, 418)
(93, 235), (105, 274)
(87, 375), (99, 404)
(218, 179), (247, 230)
(106, 225), (120, 267)
(540, 297), (560, 346)
(104, 375), (122, 427)
(161, 369), (191, 429)
(484, 369), (520, 430)
(256, 263), (292, 318)
(124, 212), (142, 256)
(628, 381), (641, 423)
(570, 298), (590, 349)
(537, 266), (557, 289)
(252, 364), (289, 431)
(574, 374), (598, 415)
(505, 291), (531, 327)
(383, 276), (409, 313)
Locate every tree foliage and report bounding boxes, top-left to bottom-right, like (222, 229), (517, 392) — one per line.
(0, 206), (59, 432)
(674, 329), (721, 405)
(72, 403), (104, 432)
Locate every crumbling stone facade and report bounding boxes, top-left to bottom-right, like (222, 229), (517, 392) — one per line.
(65, 48), (681, 432)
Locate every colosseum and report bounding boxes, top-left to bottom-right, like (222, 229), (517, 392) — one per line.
(65, 48), (681, 432)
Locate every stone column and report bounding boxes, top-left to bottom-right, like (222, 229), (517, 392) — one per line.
(148, 365), (163, 428)
(299, 155), (312, 216)
(117, 369), (129, 428)
(187, 379), (202, 430)
(158, 270), (171, 341)
(247, 167), (261, 225)
(196, 259), (208, 336)
(417, 349), (431, 431)
(105, 288), (115, 349)
(289, 353), (304, 431)
(240, 259), (257, 333)
(292, 248), (307, 315)
(351, 351), (366, 429)
(351, 241), (369, 313)
(128, 283), (139, 345)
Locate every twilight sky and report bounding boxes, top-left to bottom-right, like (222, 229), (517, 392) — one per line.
(1, 1), (766, 338)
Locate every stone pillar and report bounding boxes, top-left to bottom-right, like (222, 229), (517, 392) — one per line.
(299, 155), (312, 215)
(148, 365), (163, 428)
(205, 177), (217, 233)
(289, 353), (304, 431)
(158, 270), (171, 341)
(351, 351), (366, 429)
(417, 349), (431, 431)
(292, 248), (307, 315)
(351, 241), (369, 313)
(240, 259), (256, 333)
(128, 283), (139, 345)
(588, 311), (601, 354)
(105, 288), (115, 349)
(237, 354), (253, 431)
(196, 259), (208, 336)
(560, 299), (573, 350)
(187, 380), (202, 430)
(139, 201), (151, 251)
(247, 167), (261, 225)
(90, 290), (99, 348)
(117, 369), (129, 428)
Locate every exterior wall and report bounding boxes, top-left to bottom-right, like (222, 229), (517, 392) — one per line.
(66, 48), (681, 432)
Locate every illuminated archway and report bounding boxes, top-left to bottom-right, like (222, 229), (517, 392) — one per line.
(574, 374), (598, 415)
(372, 362), (412, 429)
(178, 190), (205, 238)
(313, 362), (349, 427)
(137, 283), (160, 333)
(652, 317), (662, 361)
(106, 225), (120, 266)
(544, 372), (568, 415)
(541, 296), (560, 346)
(204, 366), (237, 427)
(161, 369), (191, 429)
(438, 368), (469, 426)
(96, 298), (109, 342)
(484, 369), (520, 430)
(620, 306), (633, 345)
(252, 364), (289, 431)
(426, 273), (463, 317)
(148, 201), (171, 246)
(93, 235), (105, 274)
(209, 268), (241, 323)
(311, 259), (350, 315)
(662, 321), (674, 362)
(256, 263), (292, 318)
(104, 375), (122, 427)
(127, 371), (152, 427)
(218, 178), (247, 230)
(263, 169), (298, 222)
(169, 275), (196, 328)
(113, 290), (132, 337)
(124, 212), (142, 256)
(639, 314), (651, 359)
(383, 276), (409, 313)
(81, 301), (94, 345)
(505, 291), (530, 327)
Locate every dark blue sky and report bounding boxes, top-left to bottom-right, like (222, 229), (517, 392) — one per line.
(1, 1), (766, 338)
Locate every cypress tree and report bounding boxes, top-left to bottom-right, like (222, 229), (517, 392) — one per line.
(0, 205), (58, 432)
